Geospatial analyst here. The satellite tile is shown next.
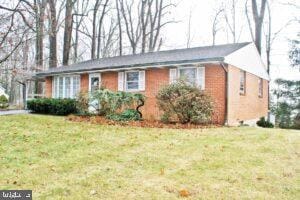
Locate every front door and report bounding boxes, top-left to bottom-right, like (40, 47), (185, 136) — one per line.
(89, 73), (101, 112)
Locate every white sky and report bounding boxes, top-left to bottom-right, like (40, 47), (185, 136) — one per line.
(162, 0), (300, 82)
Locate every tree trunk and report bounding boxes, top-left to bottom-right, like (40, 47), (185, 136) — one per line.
(251, 0), (267, 55)
(49, 0), (57, 68)
(116, 0), (123, 56)
(34, 0), (46, 95)
(91, 0), (100, 60)
(63, 0), (74, 65)
(96, 0), (109, 59)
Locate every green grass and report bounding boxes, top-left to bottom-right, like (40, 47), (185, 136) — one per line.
(0, 115), (299, 199)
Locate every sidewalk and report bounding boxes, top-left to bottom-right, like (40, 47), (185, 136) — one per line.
(0, 110), (29, 116)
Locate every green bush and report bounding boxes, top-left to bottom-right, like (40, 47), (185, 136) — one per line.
(156, 80), (214, 124)
(76, 91), (90, 115)
(91, 88), (145, 119)
(27, 98), (77, 115)
(0, 95), (9, 109)
(107, 109), (141, 121)
(256, 117), (274, 128)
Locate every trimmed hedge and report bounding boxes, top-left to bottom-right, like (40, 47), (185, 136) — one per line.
(27, 98), (77, 115)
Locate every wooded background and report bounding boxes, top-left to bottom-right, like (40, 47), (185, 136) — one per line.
(0, 0), (298, 106)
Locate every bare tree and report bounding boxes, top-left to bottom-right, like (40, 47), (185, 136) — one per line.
(224, 0), (237, 43)
(90, 0), (110, 59)
(63, 0), (77, 65)
(115, 0), (123, 55)
(73, 0), (88, 62)
(247, 0), (267, 54)
(119, 0), (174, 54)
(212, 8), (224, 45)
(119, 0), (141, 54)
(97, 0), (110, 59)
(186, 8), (192, 48)
(91, 0), (101, 59)
(48, 0), (57, 68)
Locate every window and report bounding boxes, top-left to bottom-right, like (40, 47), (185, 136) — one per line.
(240, 70), (246, 95)
(258, 78), (263, 97)
(73, 76), (80, 97)
(58, 77), (64, 98)
(53, 76), (80, 99)
(89, 74), (100, 92)
(170, 66), (205, 89)
(179, 68), (197, 85)
(126, 71), (139, 91)
(65, 77), (71, 98)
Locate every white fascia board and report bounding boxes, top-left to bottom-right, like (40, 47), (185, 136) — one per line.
(224, 42), (270, 80)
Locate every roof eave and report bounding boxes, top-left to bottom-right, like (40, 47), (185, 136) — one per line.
(35, 57), (224, 77)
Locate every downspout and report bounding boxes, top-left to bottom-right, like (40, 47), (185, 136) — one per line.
(220, 62), (228, 126)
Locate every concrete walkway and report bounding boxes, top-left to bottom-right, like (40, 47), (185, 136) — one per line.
(0, 110), (29, 116)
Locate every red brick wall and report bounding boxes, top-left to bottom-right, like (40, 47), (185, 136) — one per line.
(101, 72), (118, 90)
(80, 74), (89, 93)
(227, 65), (268, 125)
(43, 66), (227, 124)
(45, 76), (52, 98)
(205, 64), (226, 124)
(143, 68), (170, 120)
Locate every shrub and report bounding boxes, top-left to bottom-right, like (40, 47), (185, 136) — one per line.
(27, 98), (77, 115)
(256, 117), (274, 128)
(76, 92), (90, 115)
(0, 95), (8, 109)
(107, 109), (141, 121)
(156, 80), (214, 124)
(91, 89), (145, 118)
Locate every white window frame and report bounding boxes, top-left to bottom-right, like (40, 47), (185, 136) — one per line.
(178, 66), (197, 85)
(52, 75), (81, 99)
(125, 70), (140, 92)
(89, 73), (101, 92)
(240, 70), (246, 95)
(173, 65), (205, 89)
(258, 78), (263, 98)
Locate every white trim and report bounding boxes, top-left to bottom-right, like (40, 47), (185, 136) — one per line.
(169, 68), (177, 84)
(139, 70), (145, 91)
(52, 75), (80, 99)
(176, 65), (205, 89)
(125, 70), (140, 92)
(118, 72), (124, 91)
(225, 42), (269, 80)
(62, 76), (66, 98)
(89, 73), (101, 92)
(70, 77), (73, 98)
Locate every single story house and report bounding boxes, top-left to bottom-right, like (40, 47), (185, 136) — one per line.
(35, 42), (269, 126)
(0, 85), (8, 99)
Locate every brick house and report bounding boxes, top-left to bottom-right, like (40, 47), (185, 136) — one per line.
(36, 42), (269, 126)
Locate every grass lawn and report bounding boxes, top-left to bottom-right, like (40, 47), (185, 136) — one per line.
(0, 115), (299, 199)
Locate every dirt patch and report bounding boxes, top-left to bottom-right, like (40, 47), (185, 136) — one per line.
(66, 115), (220, 129)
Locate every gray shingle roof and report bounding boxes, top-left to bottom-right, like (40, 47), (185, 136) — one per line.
(37, 42), (250, 76)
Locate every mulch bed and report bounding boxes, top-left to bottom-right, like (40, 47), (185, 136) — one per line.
(66, 115), (221, 129)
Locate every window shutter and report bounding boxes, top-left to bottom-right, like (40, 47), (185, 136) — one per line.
(118, 72), (124, 91)
(99, 73), (102, 87)
(197, 67), (205, 89)
(169, 68), (177, 84)
(139, 71), (145, 91)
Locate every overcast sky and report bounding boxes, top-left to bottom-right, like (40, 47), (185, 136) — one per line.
(162, 0), (300, 82)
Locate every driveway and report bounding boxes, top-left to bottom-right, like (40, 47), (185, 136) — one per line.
(0, 110), (29, 116)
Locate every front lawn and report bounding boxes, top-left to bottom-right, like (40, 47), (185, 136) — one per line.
(0, 115), (299, 199)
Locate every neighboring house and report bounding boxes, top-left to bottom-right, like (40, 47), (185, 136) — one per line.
(35, 42), (269, 126)
(0, 85), (8, 99)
